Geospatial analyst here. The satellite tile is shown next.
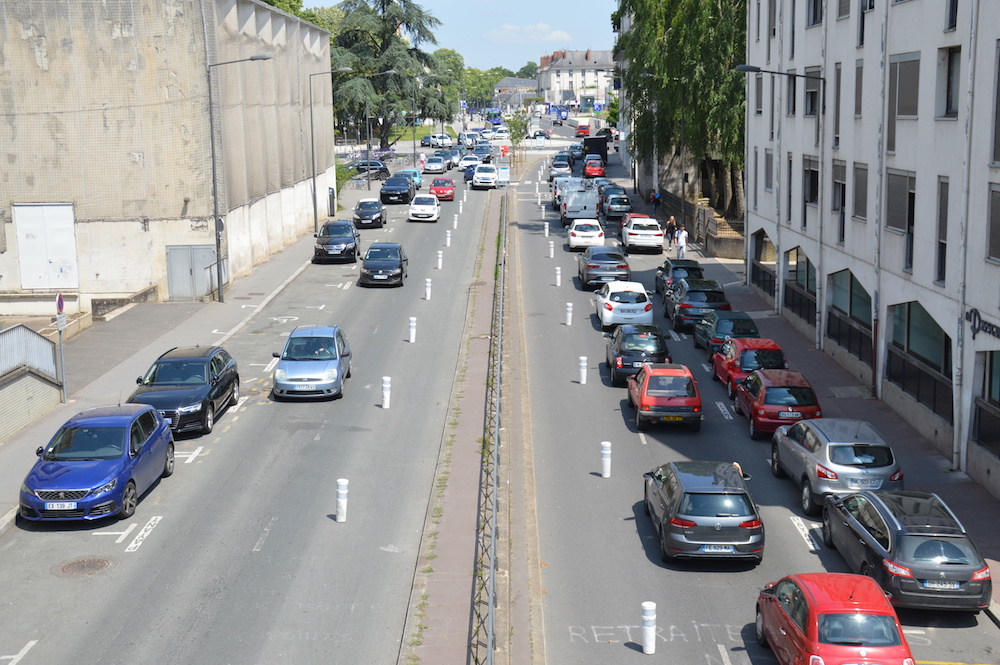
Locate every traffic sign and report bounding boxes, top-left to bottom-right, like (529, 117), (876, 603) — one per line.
(56, 293), (64, 314)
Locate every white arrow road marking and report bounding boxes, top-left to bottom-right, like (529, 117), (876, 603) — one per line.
(93, 522), (137, 544)
(125, 516), (162, 552)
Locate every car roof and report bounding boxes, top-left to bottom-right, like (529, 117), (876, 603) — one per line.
(667, 460), (749, 493)
(357, 197), (380, 204)
(66, 403), (150, 425)
(730, 337), (782, 351)
(791, 573), (895, 614)
(753, 369), (812, 387)
(642, 363), (693, 377)
(865, 491), (967, 535)
(709, 310), (755, 321)
(604, 280), (645, 291)
(157, 346), (219, 361)
(289, 324), (340, 338)
(618, 324), (662, 336)
(805, 418), (889, 446)
(665, 258), (702, 268)
(680, 278), (725, 291)
(370, 242), (402, 249)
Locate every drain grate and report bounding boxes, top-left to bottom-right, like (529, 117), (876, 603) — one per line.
(60, 558), (113, 576)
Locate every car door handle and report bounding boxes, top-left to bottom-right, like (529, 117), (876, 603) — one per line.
(779, 628), (786, 636)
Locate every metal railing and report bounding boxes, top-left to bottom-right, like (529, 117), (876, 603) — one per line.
(783, 280), (817, 326)
(885, 345), (954, 423)
(973, 398), (1000, 460)
(0, 324), (58, 381)
(826, 309), (873, 366)
(750, 261), (776, 297)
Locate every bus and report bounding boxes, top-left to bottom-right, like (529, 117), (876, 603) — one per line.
(552, 104), (570, 125)
(485, 109), (504, 126)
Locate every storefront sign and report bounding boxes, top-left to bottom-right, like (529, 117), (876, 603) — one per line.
(965, 308), (1000, 340)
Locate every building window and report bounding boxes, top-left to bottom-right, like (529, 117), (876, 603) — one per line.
(767, 0), (776, 61)
(891, 302), (951, 373)
(888, 53), (920, 152)
(755, 0), (761, 41)
(936, 178), (948, 283)
(803, 156), (819, 208)
(789, 248), (818, 293)
(753, 147), (759, 210)
(946, 0), (959, 30)
(939, 46), (961, 118)
(804, 67), (821, 117)
(990, 184), (1000, 261)
(830, 270), (872, 326)
(993, 42), (1000, 163)
(755, 74), (764, 115)
(853, 163), (868, 220)
(855, 60), (863, 116)
(833, 161), (847, 242)
(807, 0), (823, 26)
(838, 0), (850, 19)
(787, 72), (797, 115)
(765, 149), (774, 191)
(887, 170), (917, 270)
(770, 78), (775, 139)
(787, 153), (794, 224)
(790, 0), (796, 58)
(833, 63), (842, 147)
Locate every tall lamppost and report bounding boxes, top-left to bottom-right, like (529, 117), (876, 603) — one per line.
(735, 64), (826, 349)
(364, 69), (397, 190)
(207, 53), (272, 304)
(309, 67), (353, 234)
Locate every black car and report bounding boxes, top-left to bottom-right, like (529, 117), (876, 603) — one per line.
(822, 491), (993, 612)
(663, 278), (731, 331)
(654, 258), (705, 294)
(692, 310), (760, 357)
(420, 135), (433, 146)
(313, 220), (361, 263)
(348, 159), (390, 180)
(472, 145), (493, 163)
(380, 177), (414, 204)
(359, 242), (408, 287)
(353, 198), (387, 228)
(606, 324), (672, 386)
(128, 346), (239, 434)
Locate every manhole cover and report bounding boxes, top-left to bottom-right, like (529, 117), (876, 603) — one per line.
(53, 557), (118, 578)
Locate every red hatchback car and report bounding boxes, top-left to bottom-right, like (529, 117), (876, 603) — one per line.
(626, 363), (702, 431)
(584, 160), (606, 177)
(712, 338), (788, 399)
(575, 124), (591, 137)
(429, 177), (455, 201)
(756, 573), (915, 665)
(734, 369), (821, 440)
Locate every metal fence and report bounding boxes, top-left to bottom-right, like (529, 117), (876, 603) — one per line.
(0, 324), (58, 381)
(885, 345), (954, 423)
(750, 261), (776, 297)
(826, 309), (873, 366)
(973, 398), (1000, 460)
(783, 281), (817, 326)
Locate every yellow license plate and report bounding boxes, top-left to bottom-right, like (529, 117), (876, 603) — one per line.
(660, 416), (683, 422)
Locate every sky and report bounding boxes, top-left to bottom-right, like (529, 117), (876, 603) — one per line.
(304, 0), (618, 72)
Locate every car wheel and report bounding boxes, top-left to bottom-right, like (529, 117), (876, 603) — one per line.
(822, 509), (834, 547)
(770, 445), (786, 478)
(727, 379), (737, 400)
(161, 443), (175, 478)
(748, 416), (761, 440)
(119, 481), (138, 519)
(634, 408), (647, 431)
(711, 368), (720, 382)
(671, 315), (681, 332)
(345, 363), (352, 379)
(230, 376), (241, 407)
(707, 346), (715, 362)
(860, 562), (872, 578)
(755, 608), (768, 648)
(643, 492), (651, 516)
(801, 479), (819, 516)
(692, 333), (702, 349)
(733, 398), (743, 417)
(202, 404), (215, 434)
(627, 390), (635, 408)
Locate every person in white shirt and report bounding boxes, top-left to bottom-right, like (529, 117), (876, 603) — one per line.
(675, 226), (689, 258)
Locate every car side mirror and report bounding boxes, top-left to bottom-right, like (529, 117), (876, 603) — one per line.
(272, 352), (280, 358)
(759, 587), (775, 598)
(35, 446), (43, 457)
(136, 376), (143, 385)
(313, 233), (319, 238)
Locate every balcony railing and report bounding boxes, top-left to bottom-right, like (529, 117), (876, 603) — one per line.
(783, 280), (816, 326)
(885, 345), (953, 424)
(826, 309), (873, 366)
(750, 261), (776, 297)
(973, 398), (1000, 460)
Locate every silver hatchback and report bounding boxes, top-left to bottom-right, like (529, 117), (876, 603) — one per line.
(771, 418), (904, 516)
(272, 325), (352, 400)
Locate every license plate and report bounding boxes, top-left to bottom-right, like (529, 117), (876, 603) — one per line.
(701, 544), (734, 553)
(294, 384), (312, 391)
(659, 416), (683, 422)
(373, 274), (388, 280)
(633, 362), (646, 368)
(620, 308), (637, 314)
(778, 411), (802, 418)
(849, 478), (882, 488)
(327, 249), (342, 254)
(45, 502), (77, 510)
(923, 580), (960, 590)
(600, 276), (614, 281)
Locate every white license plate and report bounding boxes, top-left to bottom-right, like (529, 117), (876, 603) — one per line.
(294, 384), (312, 391)
(701, 544), (734, 553)
(45, 502), (77, 510)
(599, 276), (615, 281)
(923, 580), (960, 590)
(373, 274), (388, 280)
(778, 411), (802, 418)
(633, 362), (646, 368)
(849, 478), (882, 488)
(620, 308), (638, 314)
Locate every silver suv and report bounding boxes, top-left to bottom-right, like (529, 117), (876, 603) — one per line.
(771, 418), (904, 516)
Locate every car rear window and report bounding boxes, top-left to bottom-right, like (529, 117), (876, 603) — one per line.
(686, 289), (727, 304)
(817, 613), (902, 647)
(762, 387), (817, 406)
(610, 291), (648, 304)
(679, 493), (754, 518)
(553, 161), (570, 168)
(609, 196), (630, 205)
(672, 267), (704, 281)
(574, 223), (600, 232)
(898, 535), (979, 565)
(633, 222), (661, 232)
(590, 251), (625, 262)
(621, 333), (667, 354)
(645, 375), (695, 397)
(828, 444), (895, 467)
(716, 319), (759, 336)
(741, 349), (786, 370)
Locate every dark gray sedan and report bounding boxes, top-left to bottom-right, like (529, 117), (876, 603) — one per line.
(359, 243), (408, 287)
(576, 246), (630, 289)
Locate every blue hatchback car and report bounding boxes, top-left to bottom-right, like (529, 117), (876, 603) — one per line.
(19, 404), (175, 521)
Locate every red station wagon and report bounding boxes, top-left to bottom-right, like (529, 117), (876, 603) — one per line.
(712, 338), (788, 399)
(626, 364), (703, 432)
(733, 369), (821, 440)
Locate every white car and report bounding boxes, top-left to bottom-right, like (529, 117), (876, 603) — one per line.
(494, 127), (510, 141)
(423, 157), (447, 174)
(407, 194), (441, 222)
(458, 155), (481, 170)
(567, 219), (605, 250)
(429, 133), (453, 148)
(621, 218), (665, 253)
(594, 281), (655, 329)
(479, 128), (494, 140)
(472, 164), (498, 189)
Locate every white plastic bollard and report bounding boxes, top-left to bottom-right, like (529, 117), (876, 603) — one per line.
(537, 194), (541, 206)
(425, 278), (432, 300)
(463, 190), (467, 202)
(578, 356), (587, 385)
(548, 240), (554, 258)
(437, 250), (443, 270)
(555, 266), (561, 287)
(446, 230), (451, 247)
(408, 316), (417, 343)
(642, 602), (656, 654)
(382, 377), (391, 409)
(601, 441), (611, 478)
(453, 213), (459, 229)
(459, 201), (464, 214)
(544, 221), (549, 237)
(565, 302), (573, 326)
(336, 478), (349, 523)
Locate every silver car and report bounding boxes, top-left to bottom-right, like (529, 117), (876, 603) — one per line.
(771, 418), (904, 516)
(272, 325), (352, 400)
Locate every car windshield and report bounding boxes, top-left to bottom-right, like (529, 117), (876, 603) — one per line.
(621, 333), (667, 354)
(646, 375), (695, 397)
(574, 223), (600, 233)
(679, 493), (753, 518)
(673, 267), (704, 281)
(816, 613), (902, 647)
(610, 291), (648, 304)
(143, 361), (207, 385)
(282, 337), (336, 361)
(413, 197), (436, 206)
(828, 444), (895, 467)
(432, 179), (452, 187)
(319, 224), (353, 238)
(633, 222), (661, 232)
(366, 247), (400, 261)
(899, 535), (980, 565)
(357, 201), (380, 211)
(686, 290), (727, 304)
(741, 349), (786, 370)
(717, 319), (759, 336)
(478, 166), (496, 173)
(43, 426), (126, 461)
(763, 387), (817, 406)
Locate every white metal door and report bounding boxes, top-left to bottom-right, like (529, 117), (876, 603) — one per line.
(13, 204), (79, 289)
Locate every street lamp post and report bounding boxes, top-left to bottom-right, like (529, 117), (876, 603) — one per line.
(310, 67), (353, 234)
(207, 53), (272, 304)
(363, 69), (397, 190)
(735, 64), (826, 349)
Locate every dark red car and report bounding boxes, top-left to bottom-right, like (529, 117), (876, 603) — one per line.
(429, 178), (455, 201)
(626, 363), (702, 431)
(733, 369), (821, 439)
(712, 338), (788, 399)
(575, 124), (591, 137)
(583, 160), (605, 177)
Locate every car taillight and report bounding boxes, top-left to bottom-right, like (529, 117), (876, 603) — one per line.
(570, 232), (577, 236)
(815, 464), (838, 480)
(666, 278), (675, 285)
(644, 304), (652, 312)
(628, 231), (637, 237)
(678, 303), (692, 309)
(598, 231), (605, 237)
(890, 469), (903, 481)
(604, 303), (614, 311)
(807, 657), (826, 665)
(617, 264), (629, 269)
(654, 232), (663, 237)
(615, 357), (623, 368)
(739, 519), (762, 529)
(670, 517), (697, 528)
(902, 659), (915, 665)
(883, 559), (913, 577)
(972, 566), (992, 581)
(720, 304), (732, 310)
(586, 264), (599, 269)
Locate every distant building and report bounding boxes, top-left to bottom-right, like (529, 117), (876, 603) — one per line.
(493, 77), (538, 109)
(536, 50), (615, 112)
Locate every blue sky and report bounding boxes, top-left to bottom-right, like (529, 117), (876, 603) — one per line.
(303, 0), (617, 72)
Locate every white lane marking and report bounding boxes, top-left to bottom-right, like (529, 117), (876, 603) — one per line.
(264, 357), (278, 373)
(716, 402), (733, 420)
(234, 395), (250, 410)
(270, 316), (298, 324)
(305, 304), (326, 310)
(125, 516), (162, 552)
(701, 362), (713, 373)
(639, 432), (649, 446)
(343, 281), (352, 290)
(1, 640), (38, 665)
(716, 644), (733, 665)
(253, 516), (278, 553)
(241, 304), (259, 309)
(789, 515), (821, 553)
(668, 330), (682, 341)
(93, 522), (137, 544)
(175, 446), (204, 464)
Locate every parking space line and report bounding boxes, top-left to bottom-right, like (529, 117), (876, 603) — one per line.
(253, 516), (278, 553)
(175, 446), (204, 464)
(789, 515), (821, 553)
(1, 640), (37, 664)
(124, 516), (162, 553)
(92, 522), (137, 544)
(716, 643), (733, 665)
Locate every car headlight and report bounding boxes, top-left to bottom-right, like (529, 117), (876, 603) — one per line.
(360, 268), (371, 275)
(93, 478), (118, 495)
(274, 369), (286, 381)
(315, 243), (325, 250)
(177, 403), (203, 414)
(389, 268), (403, 275)
(21, 483), (33, 495)
(323, 368), (339, 382)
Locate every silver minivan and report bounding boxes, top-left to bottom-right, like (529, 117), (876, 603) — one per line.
(771, 418), (904, 516)
(272, 325), (352, 400)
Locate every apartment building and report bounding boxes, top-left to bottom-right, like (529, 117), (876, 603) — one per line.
(536, 50), (615, 111)
(742, 0), (1000, 496)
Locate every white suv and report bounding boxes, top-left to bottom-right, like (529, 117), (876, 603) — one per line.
(621, 218), (665, 253)
(472, 164), (499, 189)
(494, 127), (510, 141)
(429, 133), (453, 147)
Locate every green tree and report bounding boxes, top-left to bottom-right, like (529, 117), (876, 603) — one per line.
(606, 94), (619, 126)
(515, 62), (538, 79)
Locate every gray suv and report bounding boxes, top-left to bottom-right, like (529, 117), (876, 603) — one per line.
(771, 418), (904, 516)
(662, 278), (730, 331)
(643, 460), (764, 564)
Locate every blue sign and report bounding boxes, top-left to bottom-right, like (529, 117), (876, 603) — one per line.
(460, 101), (467, 109)
(594, 104), (603, 112)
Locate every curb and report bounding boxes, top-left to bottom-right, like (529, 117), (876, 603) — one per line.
(0, 506), (18, 540)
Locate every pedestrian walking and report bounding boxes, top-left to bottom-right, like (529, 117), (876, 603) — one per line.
(419, 152), (426, 170)
(665, 216), (677, 248)
(650, 190), (660, 216)
(675, 226), (689, 259)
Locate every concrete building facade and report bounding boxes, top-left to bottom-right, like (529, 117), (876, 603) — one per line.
(536, 49), (615, 111)
(0, 0), (333, 314)
(742, 0), (1000, 498)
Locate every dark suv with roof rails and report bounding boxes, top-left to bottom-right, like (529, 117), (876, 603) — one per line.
(662, 278), (730, 331)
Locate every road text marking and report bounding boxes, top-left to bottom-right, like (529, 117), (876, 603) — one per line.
(789, 515), (821, 553)
(125, 516), (162, 552)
